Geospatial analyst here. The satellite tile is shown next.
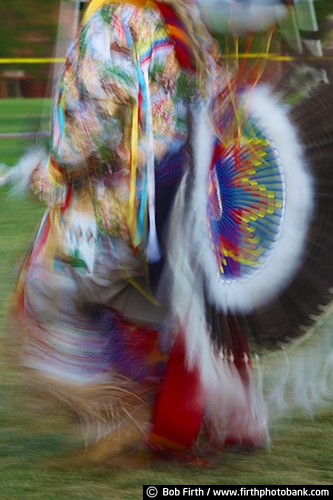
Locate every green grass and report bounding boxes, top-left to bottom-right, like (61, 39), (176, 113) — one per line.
(0, 98), (49, 327)
(0, 99), (332, 498)
(0, 98), (52, 164)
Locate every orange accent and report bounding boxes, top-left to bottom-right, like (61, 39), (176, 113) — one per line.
(168, 25), (188, 45)
(149, 433), (188, 453)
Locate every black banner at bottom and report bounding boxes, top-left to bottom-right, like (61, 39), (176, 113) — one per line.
(143, 486), (332, 500)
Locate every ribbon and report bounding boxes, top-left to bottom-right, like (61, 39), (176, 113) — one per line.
(155, 2), (195, 71)
(143, 65), (162, 262)
(82, 0), (192, 258)
(128, 101), (140, 243)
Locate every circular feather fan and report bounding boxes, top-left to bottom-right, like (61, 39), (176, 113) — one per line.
(207, 115), (285, 283)
(246, 83), (333, 347)
(201, 87), (313, 315)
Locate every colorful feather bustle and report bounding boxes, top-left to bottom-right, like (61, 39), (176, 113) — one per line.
(247, 83), (333, 347)
(200, 87), (313, 314)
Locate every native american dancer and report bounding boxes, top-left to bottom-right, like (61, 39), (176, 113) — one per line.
(2, 0), (333, 465)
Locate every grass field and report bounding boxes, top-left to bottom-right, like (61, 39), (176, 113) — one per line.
(0, 99), (332, 499)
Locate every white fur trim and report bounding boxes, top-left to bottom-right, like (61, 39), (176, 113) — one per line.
(164, 104), (218, 391)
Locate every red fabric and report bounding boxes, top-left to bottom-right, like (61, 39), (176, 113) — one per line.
(155, 2), (195, 71)
(149, 334), (205, 451)
(61, 180), (73, 214)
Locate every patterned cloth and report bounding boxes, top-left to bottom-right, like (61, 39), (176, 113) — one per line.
(22, 1), (219, 383)
(29, 2), (217, 242)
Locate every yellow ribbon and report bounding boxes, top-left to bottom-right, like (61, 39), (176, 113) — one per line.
(83, 1), (156, 250)
(1, 55), (333, 64)
(128, 101), (139, 244)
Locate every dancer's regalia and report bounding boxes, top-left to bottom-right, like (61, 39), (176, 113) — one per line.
(2, 0), (333, 462)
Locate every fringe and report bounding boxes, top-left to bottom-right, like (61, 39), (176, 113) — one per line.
(0, 147), (46, 196)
